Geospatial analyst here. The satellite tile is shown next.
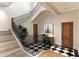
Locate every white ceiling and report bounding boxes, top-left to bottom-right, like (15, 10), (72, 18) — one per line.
(1, 2), (31, 18)
(52, 2), (79, 13)
(41, 2), (79, 14)
(1, 2), (79, 18)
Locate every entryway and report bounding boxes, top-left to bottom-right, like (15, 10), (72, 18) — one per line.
(62, 22), (73, 48)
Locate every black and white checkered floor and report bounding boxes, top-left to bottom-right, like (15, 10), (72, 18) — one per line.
(24, 42), (78, 57)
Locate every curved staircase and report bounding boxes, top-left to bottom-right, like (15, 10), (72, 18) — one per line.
(0, 31), (30, 57)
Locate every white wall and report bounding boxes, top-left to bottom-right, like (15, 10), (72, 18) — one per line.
(33, 10), (79, 52)
(0, 9), (11, 31)
(77, 10), (79, 53)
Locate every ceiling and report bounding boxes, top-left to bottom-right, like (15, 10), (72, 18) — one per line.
(0, 2), (13, 7)
(52, 2), (79, 13)
(0, 2), (79, 18)
(2, 2), (31, 18)
(40, 2), (79, 14)
(33, 11), (50, 23)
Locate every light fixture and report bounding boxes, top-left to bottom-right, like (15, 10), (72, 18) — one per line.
(48, 33), (54, 37)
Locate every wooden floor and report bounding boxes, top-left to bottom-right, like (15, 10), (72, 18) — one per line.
(38, 50), (65, 57)
(0, 31), (30, 57)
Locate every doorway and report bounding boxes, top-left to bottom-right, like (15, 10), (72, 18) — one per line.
(62, 22), (73, 48)
(33, 24), (38, 42)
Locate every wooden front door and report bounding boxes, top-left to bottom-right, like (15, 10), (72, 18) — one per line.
(33, 24), (38, 42)
(62, 22), (73, 48)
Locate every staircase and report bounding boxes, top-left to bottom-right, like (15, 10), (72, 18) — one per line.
(0, 31), (30, 57)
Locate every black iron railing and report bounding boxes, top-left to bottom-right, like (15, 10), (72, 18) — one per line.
(11, 3), (40, 46)
(12, 18), (25, 44)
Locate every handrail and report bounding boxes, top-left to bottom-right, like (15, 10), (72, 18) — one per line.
(12, 18), (25, 43)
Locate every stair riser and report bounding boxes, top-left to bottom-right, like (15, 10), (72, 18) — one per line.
(0, 37), (15, 40)
(0, 45), (19, 52)
(0, 33), (12, 35)
(0, 35), (14, 38)
(0, 38), (14, 42)
(0, 36), (14, 39)
(0, 41), (17, 47)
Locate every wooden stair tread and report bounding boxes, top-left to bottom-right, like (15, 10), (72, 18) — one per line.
(0, 35), (14, 38)
(0, 40), (17, 47)
(7, 50), (27, 57)
(0, 45), (19, 52)
(0, 41), (19, 53)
